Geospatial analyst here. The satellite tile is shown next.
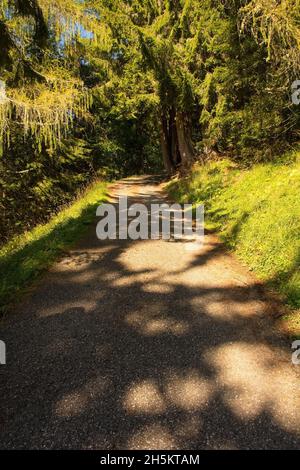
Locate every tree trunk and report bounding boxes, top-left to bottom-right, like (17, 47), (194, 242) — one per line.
(160, 109), (193, 174)
(175, 111), (194, 168)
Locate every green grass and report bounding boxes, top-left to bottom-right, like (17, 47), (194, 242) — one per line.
(0, 180), (108, 313)
(167, 151), (300, 315)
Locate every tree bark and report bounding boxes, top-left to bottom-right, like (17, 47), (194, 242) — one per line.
(159, 109), (194, 174)
(175, 111), (195, 168)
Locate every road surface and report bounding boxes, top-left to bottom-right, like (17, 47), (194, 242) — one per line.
(1, 176), (299, 449)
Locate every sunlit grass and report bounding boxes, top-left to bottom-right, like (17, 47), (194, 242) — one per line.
(0, 180), (108, 313)
(167, 151), (300, 314)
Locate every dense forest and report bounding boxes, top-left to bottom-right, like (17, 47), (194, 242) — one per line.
(0, 0), (300, 243)
(2, 1), (300, 453)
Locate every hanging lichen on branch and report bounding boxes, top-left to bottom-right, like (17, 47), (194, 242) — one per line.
(38, 0), (112, 50)
(0, 73), (91, 149)
(0, 0), (108, 149)
(240, 0), (300, 72)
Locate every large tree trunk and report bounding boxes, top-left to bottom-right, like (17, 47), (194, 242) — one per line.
(175, 111), (195, 168)
(159, 109), (194, 174)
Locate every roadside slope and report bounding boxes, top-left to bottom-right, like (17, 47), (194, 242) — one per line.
(0, 180), (108, 314)
(166, 155), (300, 332)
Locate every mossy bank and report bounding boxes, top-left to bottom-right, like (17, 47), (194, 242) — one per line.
(0, 180), (108, 314)
(166, 152), (300, 334)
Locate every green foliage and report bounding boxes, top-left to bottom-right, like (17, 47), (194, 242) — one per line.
(0, 130), (99, 242)
(1, 0), (300, 166)
(0, 0), (98, 148)
(0, 0), (163, 242)
(0, 0), (300, 288)
(167, 150), (300, 309)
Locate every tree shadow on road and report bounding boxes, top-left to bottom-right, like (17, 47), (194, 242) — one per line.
(1, 183), (300, 449)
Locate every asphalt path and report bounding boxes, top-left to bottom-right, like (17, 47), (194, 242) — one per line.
(1, 176), (299, 449)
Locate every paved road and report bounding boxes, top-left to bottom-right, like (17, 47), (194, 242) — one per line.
(1, 176), (300, 449)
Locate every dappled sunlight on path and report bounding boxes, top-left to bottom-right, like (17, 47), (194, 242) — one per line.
(1, 176), (299, 449)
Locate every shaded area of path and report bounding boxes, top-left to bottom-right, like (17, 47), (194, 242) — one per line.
(1, 176), (300, 449)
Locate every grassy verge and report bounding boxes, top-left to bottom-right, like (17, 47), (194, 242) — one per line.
(0, 180), (108, 314)
(166, 152), (300, 335)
